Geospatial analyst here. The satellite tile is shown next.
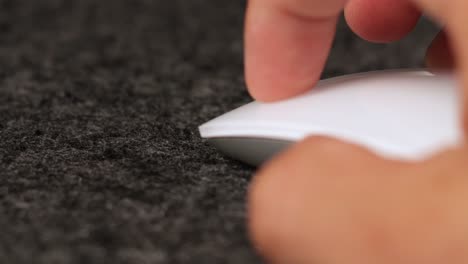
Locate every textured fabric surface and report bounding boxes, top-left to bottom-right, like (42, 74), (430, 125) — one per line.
(0, 1), (439, 263)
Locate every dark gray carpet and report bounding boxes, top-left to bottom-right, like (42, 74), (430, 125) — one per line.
(0, 1), (439, 263)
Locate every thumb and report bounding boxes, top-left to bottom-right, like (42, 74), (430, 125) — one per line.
(248, 136), (468, 263)
(248, 137), (401, 263)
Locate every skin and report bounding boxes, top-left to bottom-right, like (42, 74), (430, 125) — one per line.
(244, 0), (468, 263)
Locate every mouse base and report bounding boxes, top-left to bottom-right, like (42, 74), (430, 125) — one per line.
(208, 138), (292, 167)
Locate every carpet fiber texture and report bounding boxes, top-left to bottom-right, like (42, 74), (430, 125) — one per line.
(0, 1), (439, 263)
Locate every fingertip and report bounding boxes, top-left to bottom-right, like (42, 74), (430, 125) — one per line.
(244, 1), (337, 102)
(247, 137), (331, 262)
(248, 136), (383, 263)
(245, 65), (319, 102)
(300, 136), (382, 162)
(248, 135), (409, 263)
(247, 149), (307, 262)
(344, 0), (420, 43)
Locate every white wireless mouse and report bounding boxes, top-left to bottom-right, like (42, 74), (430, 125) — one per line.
(199, 69), (463, 167)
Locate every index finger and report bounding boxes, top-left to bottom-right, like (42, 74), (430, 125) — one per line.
(244, 0), (347, 102)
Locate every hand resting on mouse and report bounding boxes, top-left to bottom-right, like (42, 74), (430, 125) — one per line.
(243, 0), (468, 263)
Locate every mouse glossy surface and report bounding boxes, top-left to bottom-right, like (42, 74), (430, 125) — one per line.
(199, 70), (462, 166)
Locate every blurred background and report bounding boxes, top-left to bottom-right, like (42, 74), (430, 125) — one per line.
(0, 0), (438, 263)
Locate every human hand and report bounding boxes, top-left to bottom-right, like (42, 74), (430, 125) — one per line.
(249, 137), (468, 263)
(244, 0), (460, 102)
(245, 1), (468, 263)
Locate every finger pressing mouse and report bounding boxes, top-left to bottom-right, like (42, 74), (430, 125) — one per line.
(243, 0), (468, 263)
